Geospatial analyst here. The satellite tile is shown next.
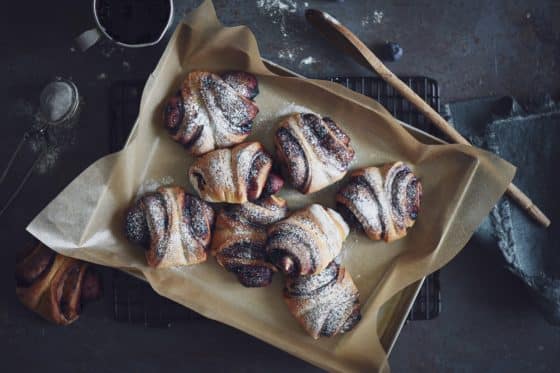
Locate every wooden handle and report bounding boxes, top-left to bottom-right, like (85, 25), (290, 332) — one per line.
(308, 9), (550, 228)
(506, 183), (550, 227)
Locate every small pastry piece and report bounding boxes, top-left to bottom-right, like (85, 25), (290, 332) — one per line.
(163, 71), (259, 155)
(284, 259), (361, 339)
(336, 162), (422, 242)
(212, 195), (288, 287)
(188, 141), (283, 204)
(267, 204), (349, 276)
(274, 113), (355, 194)
(125, 186), (215, 268)
(16, 242), (102, 325)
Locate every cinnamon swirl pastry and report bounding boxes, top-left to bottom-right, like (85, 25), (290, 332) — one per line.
(336, 162), (422, 242)
(266, 204), (349, 276)
(284, 259), (361, 339)
(16, 242), (102, 325)
(164, 71), (259, 155)
(212, 195), (288, 287)
(274, 113), (355, 194)
(125, 186), (215, 268)
(188, 142), (283, 204)
(221, 71), (259, 99)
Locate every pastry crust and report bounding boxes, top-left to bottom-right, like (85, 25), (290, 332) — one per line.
(266, 204), (349, 276)
(16, 242), (102, 325)
(284, 260), (361, 339)
(164, 71), (259, 155)
(125, 186), (215, 268)
(336, 162), (422, 242)
(274, 113), (355, 194)
(211, 195), (288, 287)
(188, 142), (274, 204)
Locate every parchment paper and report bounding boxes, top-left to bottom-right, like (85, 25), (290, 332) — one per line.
(27, 1), (515, 371)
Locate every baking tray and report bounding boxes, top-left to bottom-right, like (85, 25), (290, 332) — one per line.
(108, 60), (444, 355)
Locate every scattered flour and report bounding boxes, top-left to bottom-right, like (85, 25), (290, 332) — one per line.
(277, 46), (303, 62)
(278, 49), (295, 61)
(35, 146), (61, 174)
(11, 94), (81, 175)
(361, 10), (384, 27)
(256, 0), (297, 15)
(299, 56), (318, 66)
(373, 10), (384, 23)
(255, 101), (317, 126)
(275, 101), (317, 119)
(256, 0), (297, 38)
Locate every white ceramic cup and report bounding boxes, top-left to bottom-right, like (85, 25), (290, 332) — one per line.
(75, 0), (174, 51)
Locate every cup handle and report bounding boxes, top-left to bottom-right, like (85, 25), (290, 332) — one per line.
(75, 28), (102, 51)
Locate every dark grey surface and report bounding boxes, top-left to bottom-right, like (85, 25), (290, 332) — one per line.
(2, 1), (559, 372)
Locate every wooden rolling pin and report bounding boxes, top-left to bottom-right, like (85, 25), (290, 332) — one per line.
(305, 9), (550, 228)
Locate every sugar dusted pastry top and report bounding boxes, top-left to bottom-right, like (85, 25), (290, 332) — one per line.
(211, 195), (288, 287)
(188, 141), (282, 204)
(283, 259), (361, 339)
(266, 203), (349, 276)
(336, 162), (422, 242)
(164, 71), (259, 155)
(125, 186), (215, 268)
(274, 112), (355, 194)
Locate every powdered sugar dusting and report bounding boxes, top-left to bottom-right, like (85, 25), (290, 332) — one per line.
(199, 73), (256, 147)
(172, 72), (257, 155)
(209, 149), (235, 196)
(126, 187), (212, 267)
(361, 10), (384, 27)
(277, 46), (303, 62)
(189, 144), (269, 203)
(253, 101), (316, 129)
(235, 143), (258, 192)
(338, 164), (420, 241)
(137, 176), (175, 198)
(239, 198), (287, 226)
(285, 261), (360, 338)
(274, 204), (348, 273)
(256, 0), (297, 14)
(309, 204), (347, 257)
(256, 0), (297, 38)
(285, 114), (349, 192)
(299, 56), (318, 67)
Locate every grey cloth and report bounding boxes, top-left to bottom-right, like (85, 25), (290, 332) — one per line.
(445, 96), (560, 324)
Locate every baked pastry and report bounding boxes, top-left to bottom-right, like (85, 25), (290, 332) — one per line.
(188, 141), (283, 204)
(212, 195), (288, 287)
(16, 242), (102, 325)
(266, 204), (349, 276)
(164, 71), (259, 155)
(274, 113), (355, 194)
(283, 259), (361, 339)
(336, 162), (422, 242)
(125, 186), (215, 268)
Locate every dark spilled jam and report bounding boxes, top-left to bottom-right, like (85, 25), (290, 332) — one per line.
(96, 0), (171, 45)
